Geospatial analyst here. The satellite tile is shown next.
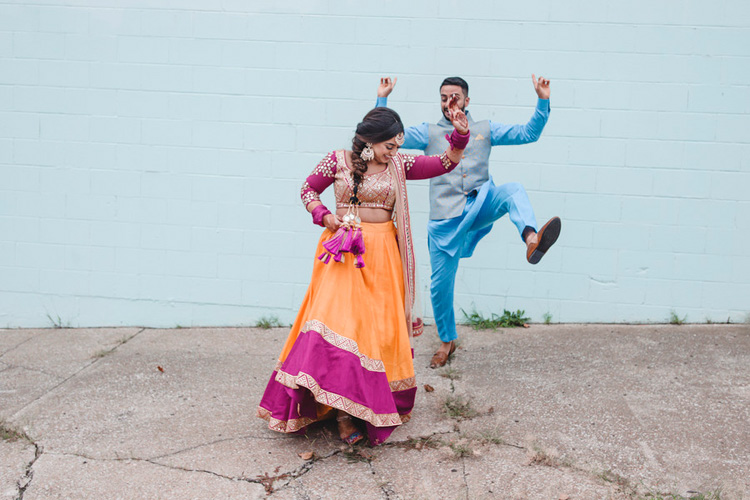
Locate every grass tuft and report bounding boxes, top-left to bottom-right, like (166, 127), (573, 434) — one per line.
(525, 444), (559, 467)
(438, 366), (461, 381)
(448, 440), (473, 458)
(461, 308), (530, 330)
(638, 489), (723, 500)
(255, 315), (284, 329)
(669, 311), (687, 325)
(46, 313), (71, 329)
(443, 395), (477, 420)
(542, 312), (553, 325)
(0, 420), (31, 443)
(476, 429), (506, 445)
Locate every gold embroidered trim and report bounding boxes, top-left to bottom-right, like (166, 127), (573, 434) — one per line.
(401, 153), (453, 172)
(257, 406), (315, 433)
(301, 181), (319, 205)
(274, 369), (403, 427)
(440, 152), (453, 170)
(389, 376), (416, 392)
(302, 320), (386, 373)
(333, 150), (396, 210)
(402, 154), (416, 172)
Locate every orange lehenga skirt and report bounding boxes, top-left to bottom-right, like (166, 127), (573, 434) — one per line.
(257, 221), (416, 445)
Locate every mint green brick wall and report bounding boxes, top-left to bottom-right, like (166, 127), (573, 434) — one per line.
(1, 1), (748, 327)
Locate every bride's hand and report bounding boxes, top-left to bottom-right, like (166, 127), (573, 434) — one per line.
(447, 94), (469, 135)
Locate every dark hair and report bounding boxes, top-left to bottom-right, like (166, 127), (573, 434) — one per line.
(440, 76), (469, 97)
(349, 108), (404, 203)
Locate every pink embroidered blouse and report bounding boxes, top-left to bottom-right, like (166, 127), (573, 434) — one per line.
(301, 150), (458, 210)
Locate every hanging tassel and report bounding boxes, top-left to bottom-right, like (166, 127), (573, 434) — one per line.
(320, 227), (347, 263)
(349, 228), (365, 255)
(355, 254), (365, 269)
(339, 226), (355, 254)
(349, 227), (366, 268)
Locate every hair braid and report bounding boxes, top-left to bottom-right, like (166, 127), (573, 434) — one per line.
(349, 137), (369, 204)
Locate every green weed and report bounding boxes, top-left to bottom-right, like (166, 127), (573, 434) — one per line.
(256, 315), (284, 329)
(443, 395), (477, 420)
(438, 367), (461, 381)
(461, 308), (529, 329)
(638, 489), (722, 500)
(0, 421), (31, 443)
(669, 311), (687, 325)
(46, 313), (70, 329)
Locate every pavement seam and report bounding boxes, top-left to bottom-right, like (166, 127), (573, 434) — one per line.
(0, 332), (44, 360)
(9, 328), (147, 420)
(1, 362), (67, 381)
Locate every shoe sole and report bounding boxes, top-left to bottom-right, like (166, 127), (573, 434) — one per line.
(528, 217), (561, 265)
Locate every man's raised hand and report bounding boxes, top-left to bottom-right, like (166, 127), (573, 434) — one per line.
(377, 77), (397, 98)
(532, 74), (551, 100)
(447, 95), (469, 135)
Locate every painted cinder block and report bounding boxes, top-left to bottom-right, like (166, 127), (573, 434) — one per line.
(16, 242), (66, 270)
(0, 267), (39, 293)
(141, 9), (193, 38)
(1, 1), (748, 327)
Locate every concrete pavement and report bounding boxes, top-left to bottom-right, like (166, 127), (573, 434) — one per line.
(1, 324), (748, 499)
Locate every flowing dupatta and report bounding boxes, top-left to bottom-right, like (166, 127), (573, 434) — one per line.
(388, 154), (424, 339)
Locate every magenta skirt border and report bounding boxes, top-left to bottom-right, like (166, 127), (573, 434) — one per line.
(258, 326), (416, 445)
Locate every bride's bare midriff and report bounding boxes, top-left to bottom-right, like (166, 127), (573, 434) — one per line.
(336, 207), (393, 223)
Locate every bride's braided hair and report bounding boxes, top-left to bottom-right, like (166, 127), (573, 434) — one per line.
(350, 108), (404, 204)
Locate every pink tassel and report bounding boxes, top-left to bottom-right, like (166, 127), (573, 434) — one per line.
(321, 227), (348, 263)
(339, 227), (355, 253)
(349, 228), (365, 255)
(322, 227), (346, 254)
(318, 226), (366, 268)
(355, 254), (365, 268)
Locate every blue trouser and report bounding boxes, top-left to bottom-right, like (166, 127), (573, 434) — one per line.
(429, 182), (537, 343)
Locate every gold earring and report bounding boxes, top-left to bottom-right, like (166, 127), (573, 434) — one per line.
(360, 143), (374, 161)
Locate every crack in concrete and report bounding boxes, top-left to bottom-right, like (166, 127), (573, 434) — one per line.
(1, 362), (67, 381)
(52, 446), (330, 496)
(461, 455), (470, 500)
(368, 459), (396, 500)
(146, 434), (261, 461)
(264, 449), (341, 495)
(0, 332), (44, 359)
(16, 443), (42, 500)
(10, 328), (146, 420)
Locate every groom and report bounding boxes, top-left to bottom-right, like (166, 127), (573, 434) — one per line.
(376, 75), (561, 368)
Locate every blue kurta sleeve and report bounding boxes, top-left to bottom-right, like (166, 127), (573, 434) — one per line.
(490, 99), (550, 146)
(375, 96), (429, 151)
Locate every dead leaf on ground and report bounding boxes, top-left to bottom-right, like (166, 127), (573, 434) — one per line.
(298, 451), (314, 460)
(157, 366), (164, 373)
(424, 384), (434, 392)
(523, 323), (530, 328)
